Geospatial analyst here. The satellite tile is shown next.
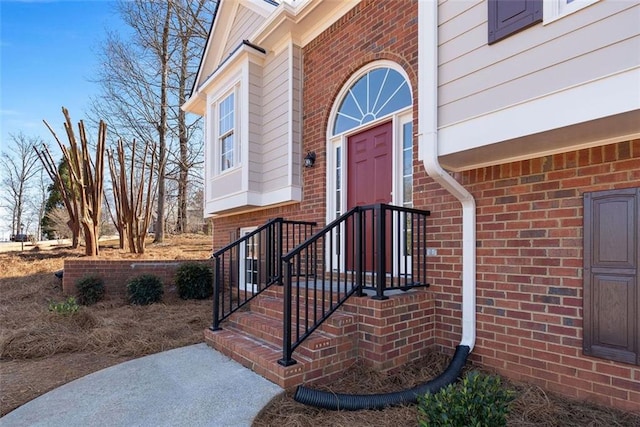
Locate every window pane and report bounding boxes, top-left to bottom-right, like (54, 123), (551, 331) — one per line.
(376, 80), (410, 118)
(403, 122), (412, 149)
(403, 176), (412, 203)
(402, 122), (413, 205)
(333, 67), (411, 135)
(221, 133), (234, 171)
(334, 115), (361, 135)
(219, 93), (234, 135)
(403, 149), (412, 174)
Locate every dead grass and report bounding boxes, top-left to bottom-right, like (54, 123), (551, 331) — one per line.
(0, 236), (213, 416)
(2, 236), (639, 425)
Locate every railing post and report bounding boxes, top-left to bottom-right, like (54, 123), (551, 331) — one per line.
(277, 220), (284, 284)
(373, 204), (389, 300)
(355, 207), (365, 297)
(278, 260), (296, 366)
(211, 256), (222, 331)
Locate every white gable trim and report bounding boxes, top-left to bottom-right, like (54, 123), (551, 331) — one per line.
(188, 0), (277, 108)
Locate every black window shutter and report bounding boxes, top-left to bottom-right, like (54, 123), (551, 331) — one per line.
(488, 0), (542, 44)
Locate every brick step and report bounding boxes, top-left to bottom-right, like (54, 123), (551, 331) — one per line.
(227, 310), (354, 360)
(259, 287), (354, 302)
(248, 294), (358, 334)
(204, 327), (309, 389)
(205, 324), (358, 389)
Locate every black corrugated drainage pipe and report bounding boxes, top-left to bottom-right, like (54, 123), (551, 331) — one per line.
(293, 345), (470, 411)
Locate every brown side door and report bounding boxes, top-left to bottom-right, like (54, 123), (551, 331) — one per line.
(583, 187), (640, 365)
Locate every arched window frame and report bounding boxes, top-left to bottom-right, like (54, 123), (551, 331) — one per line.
(325, 61), (414, 266)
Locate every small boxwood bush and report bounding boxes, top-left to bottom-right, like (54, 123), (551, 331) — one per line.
(75, 275), (105, 305)
(418, 371), (515, 427)
(126, 274), (163, 305)
(175, 262), (213, 300)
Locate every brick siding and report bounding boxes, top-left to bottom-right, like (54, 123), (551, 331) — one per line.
(207, 0), (640, 413)
(413, 140), (640, 412)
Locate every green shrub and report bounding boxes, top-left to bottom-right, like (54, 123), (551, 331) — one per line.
(175, 262), (213, 300)
(418, 371), (515, 427)
(75, 275), (105, 305)
(126, 274), (163, 305)
(49, 297), (80, 315)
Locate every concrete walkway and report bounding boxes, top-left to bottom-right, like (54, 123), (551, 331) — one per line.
(0, 344), (283, 427)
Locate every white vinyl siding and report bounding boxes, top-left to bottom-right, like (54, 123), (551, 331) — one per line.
(248, 60), (263, 194)
(262, 47), (291, 193)
(435, 0), (639, 170)
(202, 41), (303, 215)
(222, 4), (266, 60)
(210, 168), (242, 199)
(439, 1), (638, 126)
(438, 0), (638, 127)
(291, 44), (303, 188)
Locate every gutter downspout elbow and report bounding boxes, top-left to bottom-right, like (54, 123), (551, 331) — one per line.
(418, 1), (476, 351)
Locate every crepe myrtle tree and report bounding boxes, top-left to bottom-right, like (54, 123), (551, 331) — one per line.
(36, 107), (106, 256)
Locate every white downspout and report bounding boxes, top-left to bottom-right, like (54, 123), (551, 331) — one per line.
(418, 0), (476, 351)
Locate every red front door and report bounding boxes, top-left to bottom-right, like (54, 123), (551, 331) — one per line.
(347, 121), (393, 208)
(346, 121), (393, 272)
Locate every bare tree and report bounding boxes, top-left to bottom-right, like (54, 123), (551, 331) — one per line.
(107, 138), (156, 254)
(0, 133), (43, 238)
(90, 0), (213, 238)
(170, 0), (210, 233)
(45, 206), (72, 240)
(28, 168), (50, 240)
(38, 108), (106, 256)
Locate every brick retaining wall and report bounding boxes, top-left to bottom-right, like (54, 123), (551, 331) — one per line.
(62, 259), (214, 298)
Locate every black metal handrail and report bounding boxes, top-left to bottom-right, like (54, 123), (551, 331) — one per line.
(278, 203), (431, 366)
(211, 218), (316, 330)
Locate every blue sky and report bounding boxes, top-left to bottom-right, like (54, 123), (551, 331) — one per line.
(0, 0), (122, 150)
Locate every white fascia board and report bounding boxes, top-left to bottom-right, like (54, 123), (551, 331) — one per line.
(269, 186), (302, 205)
(182, 92), (206, 115)
(239, 0), (278, 17)
(199, 45), (266, 96)
(204, 186), (303, 216)
(252, 0), (358, 48)
(205, 191), (252, 215)
(439, 67), (640, 156)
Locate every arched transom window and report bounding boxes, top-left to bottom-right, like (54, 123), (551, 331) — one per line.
(332, 67), (411, 135)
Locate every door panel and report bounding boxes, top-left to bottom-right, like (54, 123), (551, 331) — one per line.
(346, 121), (393, 272)
(347, 122), (393, 208)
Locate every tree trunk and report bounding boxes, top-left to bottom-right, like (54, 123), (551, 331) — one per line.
(153, 0), (171, 243)
(176, 17), (190, 234)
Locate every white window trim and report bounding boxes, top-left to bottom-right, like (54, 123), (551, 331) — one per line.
(396, 115), (414, 209)
(325, 61), (413, 271)
(326, 60), (413, 224)
(212, 84), (241, 176)
(543, 0), (600, 25)
(239, 226), (258, 293)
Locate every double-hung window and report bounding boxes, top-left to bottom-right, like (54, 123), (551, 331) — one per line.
(218, 92), (236, 172)
(544, 0), (600, 23)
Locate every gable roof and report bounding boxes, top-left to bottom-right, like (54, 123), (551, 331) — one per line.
(189, 0), (277, 99)
(183, 0), (361, 114)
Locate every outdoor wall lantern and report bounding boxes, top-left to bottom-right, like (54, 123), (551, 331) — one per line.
(304, 151), (316, 168)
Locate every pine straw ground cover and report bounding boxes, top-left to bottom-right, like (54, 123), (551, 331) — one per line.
(2, 236), (639, 425)
(0, 235), (213, 416)
(253, 351), (640, 427)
